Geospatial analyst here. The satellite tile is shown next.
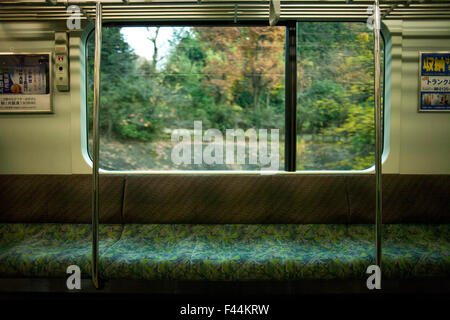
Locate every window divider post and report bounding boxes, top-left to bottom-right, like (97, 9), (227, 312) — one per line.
(285, 23), (297, 172)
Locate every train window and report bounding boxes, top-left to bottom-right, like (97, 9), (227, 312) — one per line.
(86, 23), (384, 172)
(296, 22), (384, 171)
(86, 26), (285, 171)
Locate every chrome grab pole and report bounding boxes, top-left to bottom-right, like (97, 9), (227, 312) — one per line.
(92, 0), (102, 289)
(373, 0), (383, 268)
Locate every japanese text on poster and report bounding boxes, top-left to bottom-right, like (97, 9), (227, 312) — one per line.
(419, 52), (450, 111)
(0, 54), (51, 113)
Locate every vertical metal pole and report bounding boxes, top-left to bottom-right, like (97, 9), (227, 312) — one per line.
(92, 1), (102, 289)
(373, 0), (383, 268)
(285, 23), (297, 172)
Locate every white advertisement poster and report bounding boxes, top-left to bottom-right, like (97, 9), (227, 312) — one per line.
(0, 53), (52, 113)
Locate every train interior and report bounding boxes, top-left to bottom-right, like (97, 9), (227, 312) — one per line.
(0, 0), (449, 312)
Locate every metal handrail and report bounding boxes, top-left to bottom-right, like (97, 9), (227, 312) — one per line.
(373, 0), (382, 269)
(91, 0), (102, 289)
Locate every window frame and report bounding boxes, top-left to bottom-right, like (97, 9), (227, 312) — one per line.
(81, 20), (387, 174)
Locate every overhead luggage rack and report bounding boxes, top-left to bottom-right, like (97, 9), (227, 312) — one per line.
(1, 1), (450, 22)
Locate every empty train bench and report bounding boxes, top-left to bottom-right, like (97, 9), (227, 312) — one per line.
(0, 174), (449, 291)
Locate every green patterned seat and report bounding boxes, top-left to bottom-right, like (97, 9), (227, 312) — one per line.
(100, 224), (450, 280)
(0, 223), (123, 278)
(382, 225), (450, 279)
(0, 223), (448, 280)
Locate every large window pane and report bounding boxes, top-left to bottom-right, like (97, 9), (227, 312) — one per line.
(296, 22), (384, 170)
(87, 26), (285, 171)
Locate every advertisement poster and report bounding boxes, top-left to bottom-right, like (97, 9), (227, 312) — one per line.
(0, 53), (51, 113)
(419, 52), (450, 112)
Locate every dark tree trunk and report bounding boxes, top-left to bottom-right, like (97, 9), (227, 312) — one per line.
(107, 119), (113, 141)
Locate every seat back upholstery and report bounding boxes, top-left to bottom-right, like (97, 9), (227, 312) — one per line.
(347, 174), (450, 223)
(122, 175), (348, 224)
(0, 175), (124, 223)
(122, 174), (450, 224)
(0, 174), (448, 224)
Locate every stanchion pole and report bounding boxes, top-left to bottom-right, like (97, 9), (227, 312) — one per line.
(373, 0), (383, 268)
(92, 0), (102, 289)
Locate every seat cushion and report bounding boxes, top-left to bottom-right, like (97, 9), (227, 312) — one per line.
(101, 224), (450, 281)
(0, 223), (123, 278)
(101, 224), (198, 280)
(382, 224), (450, 278)
(1, 223), (448, 280)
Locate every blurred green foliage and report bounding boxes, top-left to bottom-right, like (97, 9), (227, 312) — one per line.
(87, 22), (383, 171)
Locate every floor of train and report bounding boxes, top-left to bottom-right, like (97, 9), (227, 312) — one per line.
(1, 293), (448, 317)
(1, 279), (449, 314)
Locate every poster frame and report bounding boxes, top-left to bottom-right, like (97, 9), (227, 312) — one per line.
(0, 51), (53, 114)
(418, 51), (450, 113)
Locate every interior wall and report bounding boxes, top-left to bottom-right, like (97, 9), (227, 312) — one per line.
(0, 20), (448, 175)
(398, 20), (450, 174)
(0, 22), (90, 174)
